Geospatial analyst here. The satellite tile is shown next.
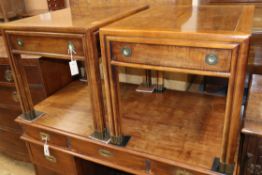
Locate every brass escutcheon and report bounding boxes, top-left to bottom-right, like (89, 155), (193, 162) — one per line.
(98, 149), (113, 158)
(176, 169), (193, 175)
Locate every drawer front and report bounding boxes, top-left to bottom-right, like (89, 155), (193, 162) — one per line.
(0, 65), (14, 83)
(22, 125), (68, 148)
(0, 86), (20, 110)
(0, 108), (21, 131)
(111, 42), (232, 72)
(28, 143), (77, 174)
(9, 34), (84, 57)
(0, 129), (28, 161)
(72, 139), (220, 175)
(71, 139), (146, 174)
(151, 161), (220, 175)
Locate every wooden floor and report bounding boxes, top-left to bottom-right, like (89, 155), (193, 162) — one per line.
(0, 153), (34, 175)
(120, 84), (226, 169)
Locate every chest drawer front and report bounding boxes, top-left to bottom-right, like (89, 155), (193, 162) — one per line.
(28, 143), (76, 175)
(0, 108), (21, 131)
(9, 33), (84, 57)
(22, 125), (68, 148)
(0, 86), (20, 110)
(71, 139), (146, 174)
(0, 129), (28, 158)
(111, 42), (232, 72)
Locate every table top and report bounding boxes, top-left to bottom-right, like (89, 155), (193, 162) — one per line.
(243, 74), (262, 136)
(0, 4), (148, 33)
(252, 5), (262, 32)
(101, 5), (254, 42)
(197, 1), (262, 33)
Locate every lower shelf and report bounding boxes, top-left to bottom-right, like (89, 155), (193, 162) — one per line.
(120, 83), (226, 170)
(33, 81), (94, 136)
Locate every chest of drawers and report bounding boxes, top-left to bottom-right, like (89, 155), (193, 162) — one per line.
(240, 75), (262, 175)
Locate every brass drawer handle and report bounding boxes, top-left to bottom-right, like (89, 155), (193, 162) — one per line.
(205, 54), (218, 65)
(98, 149), (113, 158)
(121, 47), (132, 57)
(12, 91), (19, 102)
(4, 69), (13, 82)
(45, 155), (57, 163)
(17, 39), (24, 47)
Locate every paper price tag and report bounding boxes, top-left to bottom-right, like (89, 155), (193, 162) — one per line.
(69, 60), (79, 76)
(44, 143), (50, 157)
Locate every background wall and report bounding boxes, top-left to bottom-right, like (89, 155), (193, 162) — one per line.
(24, 0), (70, 11)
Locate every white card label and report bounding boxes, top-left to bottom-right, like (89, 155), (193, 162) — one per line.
(69, 61), (79, 76)
(44, 143), (50, 157)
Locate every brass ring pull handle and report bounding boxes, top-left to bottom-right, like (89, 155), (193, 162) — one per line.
(205, 54), (218, 65)
(12, 91), (19, 102)
(45, 155), (57, 163)
(121, 47), (132, 57)
(4, 69), (13, 82)
(17, 39), (24, 47)
(98, 149), (113, 158)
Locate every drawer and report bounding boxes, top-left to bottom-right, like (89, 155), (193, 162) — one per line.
(151, 161), (221, 175)
(0, 65), (14, 83)
(9, 33), (84, 57)
(111, 42), (232, 72)
(0, 108), (21, 131)
(0, 129), (28, 160)
(71, 138), (146, 174)
(22, 125), (69, 148)
(28, 143), (77, 175)
(72, 139), (221, 175)
(0, 86), (20, 110)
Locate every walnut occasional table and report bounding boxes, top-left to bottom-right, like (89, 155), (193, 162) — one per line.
(0, 4), (148, 175)
(100, 5), (254, 175)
